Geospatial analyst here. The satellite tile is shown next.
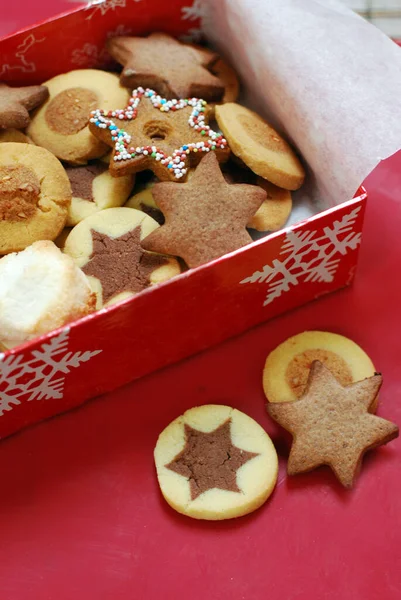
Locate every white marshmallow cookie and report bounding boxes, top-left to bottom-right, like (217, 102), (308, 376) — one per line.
(154, 404), (278, 520)
(0, 240), (96, 349)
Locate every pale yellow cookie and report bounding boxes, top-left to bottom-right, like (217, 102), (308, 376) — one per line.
(27, 70), (130, 165)
(154, 404), (278, 520)
(215, 103), (305, 190)
(65, 162), (134, 226)
(263, 331), (377, 411)
(0, 142), (71, 254)
(64, 207), (180, 308)
(0, 128), (34, 144)
(248, 178), (292, 232)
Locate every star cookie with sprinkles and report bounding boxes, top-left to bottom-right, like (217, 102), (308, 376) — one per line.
(267, 361), (399, 488)
(88, 87), (230, 181)
(0, 83), (49, 130)
(141, 152), (266, 268)
(107, 32), (225, 101)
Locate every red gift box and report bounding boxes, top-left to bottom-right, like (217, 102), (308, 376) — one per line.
(0, 0), (367, 440)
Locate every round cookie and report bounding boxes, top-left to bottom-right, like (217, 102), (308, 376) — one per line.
(0, 142), (71, 254)
(263, 331), (377, 410)
(215, 103), (305, 190)
(0, 128), (33, 144)
(65, 162), (134, 226)
(27, 70), (130, 165)
(248, 178), (292, 232)
(154, 404), (278, 520)
(64, 207), (180, 307)
(211, 58), (239, 104)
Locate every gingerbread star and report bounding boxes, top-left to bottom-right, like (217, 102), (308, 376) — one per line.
(166, 419), (259, 500)
(107, 32), (224, 101)
(141, 152), (266, 267)
(89, 87), (229, 181)
(0, 83), (49, 130)
(267, 361), (399, 488)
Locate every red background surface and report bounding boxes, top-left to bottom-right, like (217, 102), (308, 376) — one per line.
(1, 4), (401, 599)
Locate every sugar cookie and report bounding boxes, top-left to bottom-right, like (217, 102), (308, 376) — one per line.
(64, 207), (180, 307)
(263, 331), (377, 410)
(27, 69), (129, 165)
(248, 178), (292, 232)
(215, 103), (305, 190)
(154, 404), (278, 520)
(0, 142), (71, 254)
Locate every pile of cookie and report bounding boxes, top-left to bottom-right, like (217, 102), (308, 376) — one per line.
(0, 33), (305, 349)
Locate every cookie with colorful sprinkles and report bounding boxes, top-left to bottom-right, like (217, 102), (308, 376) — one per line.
(89, 87), (230, 181)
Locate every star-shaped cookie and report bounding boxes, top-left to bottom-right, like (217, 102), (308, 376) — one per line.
(89, 87), (229, 181)
(0, 83), (49, 129)
(267, 361), (398, 488)
(107, 32), (224, 101)
(166, 419), (259, 500)
(141, 152), (266, 267)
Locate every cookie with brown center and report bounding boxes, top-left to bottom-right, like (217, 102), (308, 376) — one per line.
(107, 32), (224, 101)
(0, 142), (71, 254)
(263, 331), (378, 410)
(63, 207), (180, 307)
(27, 70), (129, 165)
(154, 404), (278, 520)
(0, 83), (48, 130)
(65, 161), (135, 226)
(267, 361), (398, 488)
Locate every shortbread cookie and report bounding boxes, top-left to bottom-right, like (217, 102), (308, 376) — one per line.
(0, 143), (71, 254)
(64, 207), (180, 307)
(0, 240), (95, 346)
(154, 404), (278, 520)
(248, 178), (292, 231)
(0, 83), (48, 130)
(263, 331), (377, 409)
(65, 162), (134, 226)
(89, 87), (229, 180)
(210, 58), (239, 104)
(141, 153), (265, 267)
(27, 70), (129, 165)
(215, 103), (305, 190)
(0, 128), (33, 144)
(125, 182), (165, 224)
(267, 361), (398, 488)
(107, 33), (224, 101)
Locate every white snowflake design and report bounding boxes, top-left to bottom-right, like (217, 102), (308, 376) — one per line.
(181, 0), (206, 21)
(0, 34), (45, 77)
(241, 206), (362, 306)
(0, 329), (102, 417)
(71, 25), (134, 67)
(84, 0), (127, 20)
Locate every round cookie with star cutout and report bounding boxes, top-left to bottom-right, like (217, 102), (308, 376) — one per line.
(65, 161), (135, 226)
(27, 69), (129, 165)
(63, 207), (180, 307)
(154, 404), (278, 520)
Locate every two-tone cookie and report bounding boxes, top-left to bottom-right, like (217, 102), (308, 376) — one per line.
(63, 207), (180, 307)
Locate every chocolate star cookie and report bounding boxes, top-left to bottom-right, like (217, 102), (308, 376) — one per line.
(154, 405), (278, 520)
(141, 152), (266, 267)
(0, 83), (48, 130)
(89, 87), (229, 180)
(107, 32), (224, 101)
(267, 361), (398, 488)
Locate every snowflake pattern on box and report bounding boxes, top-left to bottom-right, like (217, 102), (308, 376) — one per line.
(241, 206), (362, 306)
(181, 0), (206, 21)
(0, 34), (45, 77)
(0, 329), (102, 417)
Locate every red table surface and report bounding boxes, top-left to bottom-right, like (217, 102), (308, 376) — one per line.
(1, 6), (401, 600)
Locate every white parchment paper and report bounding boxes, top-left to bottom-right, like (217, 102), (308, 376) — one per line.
(201, 0), (401, 212)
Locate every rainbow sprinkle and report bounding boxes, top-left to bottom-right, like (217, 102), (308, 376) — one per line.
(89, 87), (228, 179)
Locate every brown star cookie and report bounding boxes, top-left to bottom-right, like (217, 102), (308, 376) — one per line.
(88, 87), (230, 181)
(154, 405), (279, 520)
(0, 83), (49, 130)
(63, 206), (180, 307)
(141, 152), (266, 267)
(267, 361), (399, 488)
(107, 33), (224, 101)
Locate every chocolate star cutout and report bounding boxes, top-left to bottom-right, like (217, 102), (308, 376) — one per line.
(141, 152), (266, 267)
(267, 361), (399, 488)
(107, 32), (224, 101)
(166, 419), (259, 500)
(89, 87), (229, 181)
(82, 226), (168, 303)
(0, 83), (49, 129)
